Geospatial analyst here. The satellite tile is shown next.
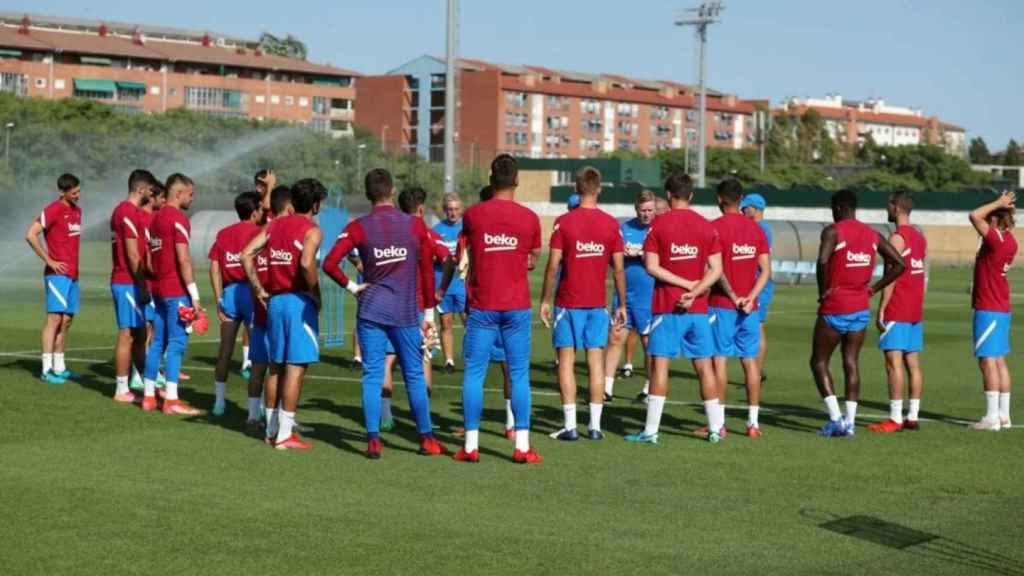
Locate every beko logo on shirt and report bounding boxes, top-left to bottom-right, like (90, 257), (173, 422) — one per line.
(576, 240), (605, 258)
(225, 251), (242, 267)
(374, 246), (408, 265)
(68, 222), (81, 235)
(625, 242), (643, 252)
(257, 254), (269, 268)
(910, 257), (925, 275)
(271, 248), (294, 263)
(732, 243), (757, 260)
(846, 251), (872, 267)
(150, 237), (163, 252)
(484, 233), (518, 252)
(669, 243), (698, 260)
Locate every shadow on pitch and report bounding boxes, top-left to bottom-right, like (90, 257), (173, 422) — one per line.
(802, 509), (1024, 576)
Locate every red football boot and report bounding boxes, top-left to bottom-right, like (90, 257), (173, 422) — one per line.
(513, 447), (543, 464)
(275, 433), (313, 451)
(419, 435), (446, 456)
(366, 437), (383, 460)
(452, 448), (479, 463)
(867, 419), (904, 433)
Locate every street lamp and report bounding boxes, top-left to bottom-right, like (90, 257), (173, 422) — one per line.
(4, 122), (14, 167)
(675, 1), (724, 189)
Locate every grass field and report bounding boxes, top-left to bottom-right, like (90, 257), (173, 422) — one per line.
(2, 241), (1023, 576)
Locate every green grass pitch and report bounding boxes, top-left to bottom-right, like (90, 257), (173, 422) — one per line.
(1, 241), (1022, 575)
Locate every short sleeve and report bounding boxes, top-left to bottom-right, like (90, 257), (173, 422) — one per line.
(985, 227), (1003, 248)
(549, 216), (564, 250)
(121, 209), (140, 239)
(642, 223), (659, 253)
(40, 204), (57, 231)
(610, 220), (624, 253)
(207, 239), (220, 262)
(707, 227), (722, 255)
(173, 215), (191, 245)
(756, 226), (769, 255)
(530, 212), (542, 250)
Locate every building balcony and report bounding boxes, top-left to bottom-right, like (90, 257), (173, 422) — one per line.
(330, 107), (354, 120)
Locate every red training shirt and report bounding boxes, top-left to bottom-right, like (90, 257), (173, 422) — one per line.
(884, 224), (927, 323)
(266, 214), (317, 295)
(39, 199), (81, 280)
(550, 206), (624, 309)
(709, 212), (770, 311)
(643, 208), (721, 315)
(819, 218), (878, 315)
(149, 205), (191, 299)
(110, 200), (143, 285)
(461, 198), (541, 311)
(208, 221), (261, 285)
(972, 227), (1018, 313)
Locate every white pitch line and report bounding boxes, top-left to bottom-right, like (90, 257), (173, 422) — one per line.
(1, 350), (1014, 429)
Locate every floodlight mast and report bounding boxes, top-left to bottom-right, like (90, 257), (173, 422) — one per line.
(444, 0), (459, 194)
(675, 1), (724, 189)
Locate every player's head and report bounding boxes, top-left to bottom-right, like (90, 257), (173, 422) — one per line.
(715, 178), (743, 211)
(479, 184), (494, 202)
(830, 189), (857, 221)
(165, 173), (195, 210)
(128, 169), (157, 200)
(364, 168), (394, 204)
(234, 191), (263, 222)
(57, 173), (80, 206)
(575, 165), (601, 198)
(254, 169), (270, 194)
(887, 190), (914, 223)
(989, 207), (1015, 231)
(634, 189), (656, 225)
(655, 196), (669, 215)
(740, 193), (766, 219)
(490, 154), (518, 192)
(291, 178), (327, 216)
(270, 185), (292, 217)
(664, 171), (694, 203)
(442, 193), (463, 223)
(398, 186), (428, 217)
(149, 182), (167, 210)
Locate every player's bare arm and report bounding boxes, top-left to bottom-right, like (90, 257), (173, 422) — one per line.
(870, 233), (906, 296)
(816, 225), (837, 302)
(528, 247), (541, 271)
(742, 253), (772, 314)
(175, 241), (202, 311)
(680, 252), (723, 309)
(611, 251), (627, 327)
(969, 191), (1016, 237)
(24, 220), (66, 274)
(876, 232), (905, 331)
(124, 233), (149, 304)
(300, 227), (323, 311)
(644, 251), (698, 291)
(242, 230), (269, 306)
(539, 248), (563, 328)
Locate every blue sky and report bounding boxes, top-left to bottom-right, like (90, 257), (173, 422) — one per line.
(9, 0), (1022, 148)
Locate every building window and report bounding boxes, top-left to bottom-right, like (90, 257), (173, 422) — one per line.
(298, 96), (309, 107)
(431, 91), (446, 108)
(331, 98), (352, 110)
(35, 77), (46, 89)
(270, 94), (280, 104)
(312, 96), (328, 115)
(0, 73), (27, 96)
(185, 87), (247, 111)
(580, 99), (600, 114)
(504, 91), (528, 108)
(284, 95), (295, 106)
(255, 94), (266, 104)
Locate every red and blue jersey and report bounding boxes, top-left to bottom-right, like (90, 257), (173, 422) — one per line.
(208, 221), (261, 285)
(148, 205), (191, 298)
(323, 205), (436, 327)
(884, 224), (927, 323)
(819, 218), (878, 315)
(266, 214), (317, 295)
(973, 227), (1018, 313)
(39, 199), (81, 280)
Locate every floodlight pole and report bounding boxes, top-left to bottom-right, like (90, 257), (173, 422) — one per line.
(443, 0), (459, 194)
(675, 1), (723, 189)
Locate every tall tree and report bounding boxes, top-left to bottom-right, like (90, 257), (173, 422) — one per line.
(968, 137), (992, 164)
(1003, 139), (1022, 166)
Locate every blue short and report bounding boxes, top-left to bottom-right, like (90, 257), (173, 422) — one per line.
(879, 321), (923, 353)
(45, 275), (79, 315)
(144, 299), (157, 323)
(552, 307), (609, 350)
(647, 312), (714, 359)
(821, 310), (870, 335)
(111, 283), (146, 329)
(624, 307), (653, 335)
(438, 290), (466, 316)
(219, 282), (254, 324)
(386, 312), (424, 355)
(248, 323), (270, 364)
(267, 293), (320, 365)
(710, 307), (760, 358)
(973, 310), (1011, 358)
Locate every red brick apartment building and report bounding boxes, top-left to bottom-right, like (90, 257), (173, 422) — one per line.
(356, 55), (760, 162)
(0, 13), (358, 136)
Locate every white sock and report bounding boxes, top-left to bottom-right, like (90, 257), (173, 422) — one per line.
(446, 358), (454, 366)
(214, 381), (226, 405)
(562, 403), (577, 431)
(266, 407), (279, 437)
(247, 397), (261, 420)
(604, 376), (615, 397)
(381, 396), (393, 420)
(642, 380), (650, 395)
(748, 405), (759, 428)
(999, 393), (1010, 420)
(823, 395), (842, 421)
(165, 381), (179, 401)
(353, 355), (362, 363)
(276, 410), (295, 443)
(115, 375), (129, 395)
(144, 378), (156, 397)
(504, 400), (514, 429)
(889, 399), (904, 424)
(718, 402), (727, 430)
(589, 402), (603, 432)
(465, 429), (479, 452)
(985, 391), (999, 420)
(623, 363), (633, 372)
(515, 429), (530, 452)
(53, 353), (66, 373)
(907, 398), (921, 421)
(706, 399), (723, 433)
(41, 353), (53, 375)
(242, 346), (251, 368)
(845, 401), (858, 428)
(643, 395), (666, 436)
